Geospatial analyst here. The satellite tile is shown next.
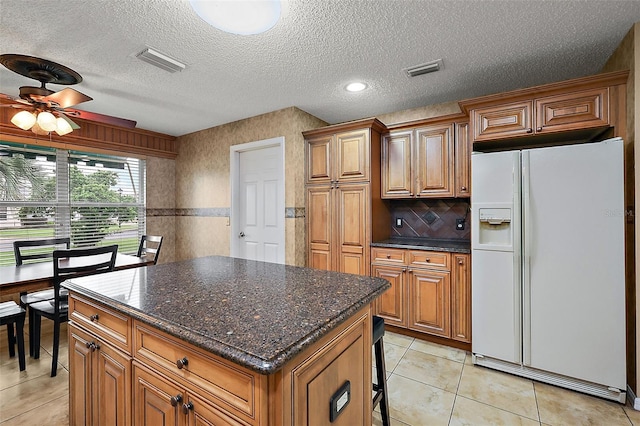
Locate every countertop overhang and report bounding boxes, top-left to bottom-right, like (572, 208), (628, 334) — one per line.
(62, 256), (390, 375)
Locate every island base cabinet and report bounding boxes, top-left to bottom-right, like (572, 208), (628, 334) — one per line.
(69, 323), (132, 426)
(133, 364), (249, 426)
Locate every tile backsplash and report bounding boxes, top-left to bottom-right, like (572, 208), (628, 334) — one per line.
(388, 199), (471, 240)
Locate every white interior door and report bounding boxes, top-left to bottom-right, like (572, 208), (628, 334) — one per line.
(231, 139), (285, 264)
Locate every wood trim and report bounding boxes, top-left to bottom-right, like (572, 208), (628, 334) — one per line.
(302, 117), (386, 138)
(384, 113), (468, 131)
(458, 70), (629, 114)
(0, 97), (177, 159)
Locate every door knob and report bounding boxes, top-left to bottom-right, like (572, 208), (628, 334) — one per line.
(239, 232), (245, 237)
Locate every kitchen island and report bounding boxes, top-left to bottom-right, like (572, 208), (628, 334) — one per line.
(62, 256), (390, 426)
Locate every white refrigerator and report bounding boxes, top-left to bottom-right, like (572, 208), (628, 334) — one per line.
(471, 138), (626, 403)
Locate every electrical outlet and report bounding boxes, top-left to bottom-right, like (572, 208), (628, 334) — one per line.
(456, 218), (465, 230)
(395, 217), (403, 228)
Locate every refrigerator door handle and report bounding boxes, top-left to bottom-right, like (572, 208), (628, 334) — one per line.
(521, 151), (532, 366)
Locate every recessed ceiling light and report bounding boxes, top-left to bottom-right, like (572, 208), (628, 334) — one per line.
(189, 0), (282, 35)
(345, 82), (367, 92)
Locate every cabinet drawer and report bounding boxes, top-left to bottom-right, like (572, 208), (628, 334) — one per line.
(134, 321), (259, 420)
(408, 251), (449, 270)
(371, 247), (406, 264)
(68, 294), (131, 354)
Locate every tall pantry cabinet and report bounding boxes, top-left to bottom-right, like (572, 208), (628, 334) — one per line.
(304, 118), (390, 275)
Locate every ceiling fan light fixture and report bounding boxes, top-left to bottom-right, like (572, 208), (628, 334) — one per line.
(11, 110), (36, 130)
(30, 122), (49, 136)
(55, 117), (73, 136)
(190, 0), (282, 35)
(36, 111), (57, 132)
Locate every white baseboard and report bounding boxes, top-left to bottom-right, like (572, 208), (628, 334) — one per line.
(627, 385), (640, 410)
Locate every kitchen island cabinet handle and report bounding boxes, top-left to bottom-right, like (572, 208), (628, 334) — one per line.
(182, 402), (194, 414)
(176, 357), (189, 369)
(84, 341), (100, 351)
(526, 128), (533, 133)
(90, 314), (99, 322)
(536, 127), (543, 132)
(170, 394), (183, 407)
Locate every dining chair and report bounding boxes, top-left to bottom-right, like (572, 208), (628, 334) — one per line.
(137, 235), (163, 265)
(0, 301), (26, 371)
(29, 245), (118, 377)
(14, 237), (71, 357)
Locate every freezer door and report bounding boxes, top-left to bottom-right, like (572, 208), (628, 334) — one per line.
(523, 139), (625, 389)
(471, 151), (522, 363)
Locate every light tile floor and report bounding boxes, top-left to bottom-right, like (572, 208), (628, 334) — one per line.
(1, 324), (639, 425)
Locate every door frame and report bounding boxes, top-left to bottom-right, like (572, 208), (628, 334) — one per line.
(230, 136), (285, 262)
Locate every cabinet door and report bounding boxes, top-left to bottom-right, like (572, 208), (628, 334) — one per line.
(472, 101), (533, 142)
(69, 325), (95, 426)
(187, 392), (249, 426)
(381, 131), (413, 198)
(335, 129), (370, 182)
(451, 254), (471, 343)
(535, 88), (609, 133)
(408, 269), (450, 337)
(414, 125), (454, 197)
(306, 135), (333, 184)
(133, 366), (182, 426)
(336, 184), (369, 275)
(454, 122), (471, 198)
(95, 339), (132, 426)
(307, 185), (333, 271)
(371, 264), (406, 327)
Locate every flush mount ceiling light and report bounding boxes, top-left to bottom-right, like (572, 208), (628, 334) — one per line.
(405, 59), (444, 77)
(345, 82), (368, 92)
(189, 0), (282, 35)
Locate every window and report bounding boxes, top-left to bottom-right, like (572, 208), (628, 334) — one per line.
(0, 141), (146, 266)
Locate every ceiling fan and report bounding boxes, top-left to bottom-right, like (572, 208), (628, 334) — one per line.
(0, 54), (136, 135)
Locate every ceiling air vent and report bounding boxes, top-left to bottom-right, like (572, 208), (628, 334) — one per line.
(136, 47), (186, 73)
(405, 59), (443, 78)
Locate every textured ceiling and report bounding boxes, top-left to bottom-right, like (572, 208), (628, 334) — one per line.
(1, 0), (639, 137)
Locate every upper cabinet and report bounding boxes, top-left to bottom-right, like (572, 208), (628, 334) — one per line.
(459, 70), (629, 145)
(306, 127), (374, 185)
(382, 114), (469, 199)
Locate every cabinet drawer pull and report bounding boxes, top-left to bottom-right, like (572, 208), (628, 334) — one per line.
(536, 127), (543, 132)
(176, 357), (189, 369)
(526, 128), (533, 133)
(182, 402), (194, 414)
(90, 314), (99, 322)
(170, 394), (183, 407)
(386, 255), (391, 259)
(85, 341), (100, 351)
(425, 258), (430, 262)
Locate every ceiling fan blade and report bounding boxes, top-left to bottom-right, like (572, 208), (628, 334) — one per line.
(43, 87), (92, 108)
(65, 108), (136, 129)
(59, 112), (81, 129)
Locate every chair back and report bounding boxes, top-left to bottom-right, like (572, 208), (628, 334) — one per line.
(13, 237), (71, 266)
(137, 235), (163, 265)
(53, 245), (119, 279)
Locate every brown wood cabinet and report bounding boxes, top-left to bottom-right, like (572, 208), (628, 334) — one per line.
(69, 292), (373, 426)
(69, 308), (132, 426)
(459, 71), (629, 145)
(371, 247), (470, 344)
(381, 114), (469, 199)
(304, 119), (389, 273)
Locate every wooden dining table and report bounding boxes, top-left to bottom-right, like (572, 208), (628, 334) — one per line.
(0, 253), (153, 297)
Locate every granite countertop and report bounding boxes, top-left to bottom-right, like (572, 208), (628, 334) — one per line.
(62, 256), (390, 375)
(371, 238), (471, 253)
